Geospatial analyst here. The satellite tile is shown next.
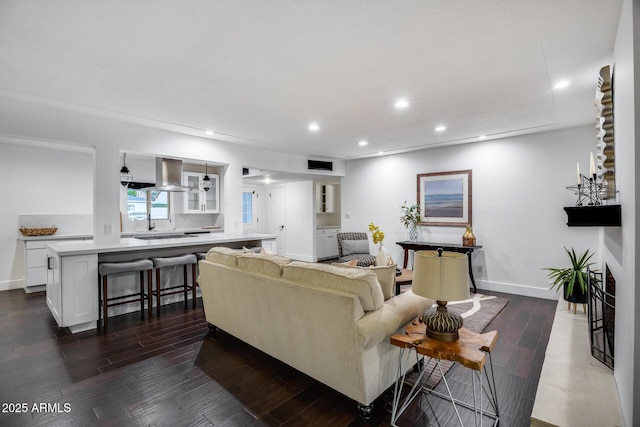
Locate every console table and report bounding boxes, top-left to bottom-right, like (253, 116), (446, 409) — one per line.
(396, 241), (482, 293)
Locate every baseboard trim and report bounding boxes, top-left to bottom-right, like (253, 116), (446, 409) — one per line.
(475, 279), (559, 300)
(0, 279), (25, 292)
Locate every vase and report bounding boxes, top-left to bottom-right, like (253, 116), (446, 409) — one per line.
(462, 226), (476, 246)
(409, 223), (418, 241)
(376, 243), (388, 266)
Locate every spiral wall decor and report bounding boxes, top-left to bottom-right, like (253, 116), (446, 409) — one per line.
(595, 65), (615, 199)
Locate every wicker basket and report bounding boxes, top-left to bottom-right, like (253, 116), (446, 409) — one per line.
(19, 226), (58, 236)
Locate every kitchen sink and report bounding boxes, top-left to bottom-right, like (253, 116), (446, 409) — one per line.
(134, 233), (197, 240)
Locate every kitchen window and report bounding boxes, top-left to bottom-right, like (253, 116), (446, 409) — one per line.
(127, 189), (169, 220)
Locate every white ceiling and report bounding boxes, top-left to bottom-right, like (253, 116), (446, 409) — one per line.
(0, 1), (623, 159)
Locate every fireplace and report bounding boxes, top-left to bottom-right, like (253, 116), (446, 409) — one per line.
(588, 265), (615, 369)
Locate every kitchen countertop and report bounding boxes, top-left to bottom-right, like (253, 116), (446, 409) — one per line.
(18, 227), (224, 241)
(45, 232), (275, 256)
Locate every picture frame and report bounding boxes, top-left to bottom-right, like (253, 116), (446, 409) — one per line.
(417, 170), (472, 227)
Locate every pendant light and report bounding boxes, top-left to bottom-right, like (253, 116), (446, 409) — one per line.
(119, 153), (133, 187)
(202, 163), (212, 191)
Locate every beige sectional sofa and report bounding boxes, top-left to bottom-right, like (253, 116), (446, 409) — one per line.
(197, 247), (432, 418)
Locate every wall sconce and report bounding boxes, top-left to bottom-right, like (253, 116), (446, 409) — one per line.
(202, 163), (212, 192)
(119, 153), (133, 187)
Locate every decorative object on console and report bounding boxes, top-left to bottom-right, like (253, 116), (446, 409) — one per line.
(417, 170), (472, 227)
(400, 201), (421, 241)
(544, 247), (595, 313)
(202, 163), (213, 191)
(119, 153), (133, 187)
(564, 149), (621, 227)
(567, 155), (606, 207)
(411, 249), (470, 342)
(368, 223), (387, 266)
(462, 225), (476, 246)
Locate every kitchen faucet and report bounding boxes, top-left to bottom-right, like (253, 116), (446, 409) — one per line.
(148, 213), (155, 231)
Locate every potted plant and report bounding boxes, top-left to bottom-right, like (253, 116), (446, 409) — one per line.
(544, 247), (595, 305)
(400, 201), (421, 241)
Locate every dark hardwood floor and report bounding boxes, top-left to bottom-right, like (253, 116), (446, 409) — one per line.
(0, 288), (556, 426)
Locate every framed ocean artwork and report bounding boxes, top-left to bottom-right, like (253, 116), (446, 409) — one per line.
(417, 170), (472, 227)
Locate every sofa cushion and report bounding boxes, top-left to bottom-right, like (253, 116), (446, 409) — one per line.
(341, 239), (370, 256)
(333, 262), (397, 300)
(237, 252), (291, 278)
(206, 247), (243, 268)
(283, 261), (384, 312)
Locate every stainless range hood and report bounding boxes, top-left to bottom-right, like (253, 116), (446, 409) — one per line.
(150, 158), (191, 192)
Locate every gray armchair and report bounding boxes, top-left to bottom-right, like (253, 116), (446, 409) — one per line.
(336, 232), (376, 266)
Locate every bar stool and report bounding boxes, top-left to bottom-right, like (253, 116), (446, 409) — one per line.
(98, 259), (153, 332)
(194, 252), (208, 288)
(150, 254), (197, 316)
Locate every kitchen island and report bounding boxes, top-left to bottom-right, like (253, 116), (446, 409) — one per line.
(45, 233), (276, 333)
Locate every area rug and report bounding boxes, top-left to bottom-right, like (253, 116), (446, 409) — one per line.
(409, 293), (509, 388)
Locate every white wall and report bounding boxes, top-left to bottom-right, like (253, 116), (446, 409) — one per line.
(342, 125), (601, 299)
(0, 138), (93, 289)
(606, 0), (638, 424)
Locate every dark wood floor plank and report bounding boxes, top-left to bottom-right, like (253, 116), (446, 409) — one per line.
(0, 288), (556, 426)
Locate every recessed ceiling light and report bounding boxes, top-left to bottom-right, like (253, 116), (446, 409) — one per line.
(359, 140), (368, 146)
(478, 135), (487, 140)
(435, 125), (447, 132)
(205, 130), (214, 135)
(308, 123), (320, 131)
(394, 99), (409, 109)
(554, 80), (570, 89)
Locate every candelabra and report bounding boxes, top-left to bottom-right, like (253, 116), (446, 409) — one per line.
(566, 174), (605, 206)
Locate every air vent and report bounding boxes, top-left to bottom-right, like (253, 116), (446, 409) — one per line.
(308, 160), (333, 171)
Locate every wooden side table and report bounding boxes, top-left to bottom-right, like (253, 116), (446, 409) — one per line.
(389, 321), (499, 426)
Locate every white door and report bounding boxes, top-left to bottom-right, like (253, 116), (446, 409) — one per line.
(270, 186), (286, 256)
(242, 187), (259, 234)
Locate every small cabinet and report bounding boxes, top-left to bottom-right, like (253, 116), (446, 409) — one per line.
(316, 227), (340, 260)
(183, 172), (220, 213)
(24, 238), (85, 290)
(261, 238), (277, 254)
(46, 249), (98, 330)
(316, 184), (335, 213)
(25, 241), (48, 287)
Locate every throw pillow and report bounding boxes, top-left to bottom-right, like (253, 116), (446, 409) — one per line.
(368, 264), (396, 300)
(331, 261), (397, 301)
(341, 239), (369, 256)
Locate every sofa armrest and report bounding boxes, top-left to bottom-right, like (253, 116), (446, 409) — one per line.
(354, 291), (432, 351)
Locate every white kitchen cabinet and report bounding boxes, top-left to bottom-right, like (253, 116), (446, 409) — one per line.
(46, 249), (98, 332)
(316, 184), (335, 213)
(261, 238), (277, 253)
(183, 171), (220, 213)
(24, 238), (86, 291)
(316, 227), (340, 260)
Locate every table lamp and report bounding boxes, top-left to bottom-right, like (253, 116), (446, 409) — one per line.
(411, 248), (470, 342)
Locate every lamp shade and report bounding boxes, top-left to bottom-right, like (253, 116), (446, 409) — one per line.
(411, 250), (470, 302)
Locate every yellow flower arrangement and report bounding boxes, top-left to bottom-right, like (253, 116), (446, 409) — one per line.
(368, 222), (384, 244)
